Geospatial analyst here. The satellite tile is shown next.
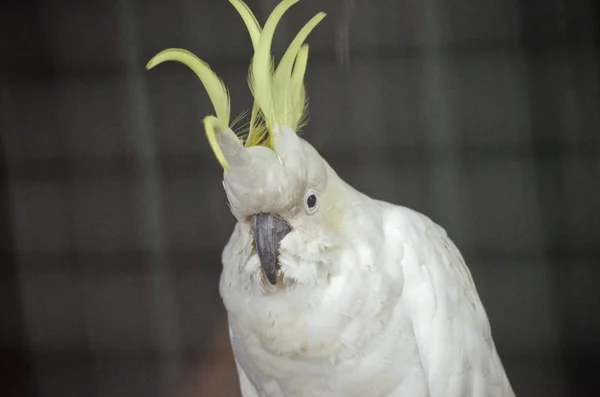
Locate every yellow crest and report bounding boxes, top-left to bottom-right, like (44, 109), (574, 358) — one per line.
(146, 0), (326, 169)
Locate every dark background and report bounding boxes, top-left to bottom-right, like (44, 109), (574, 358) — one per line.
(1, 0), (599, 396)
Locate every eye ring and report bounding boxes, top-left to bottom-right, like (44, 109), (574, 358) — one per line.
(304, 190), (318, 214)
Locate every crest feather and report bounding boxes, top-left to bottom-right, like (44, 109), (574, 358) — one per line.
(229, 0), (262, 49)
(146, 48), (233, 169)
(240, 0), (326, 148)
(146, 49), (230, 125)
(291, 44), (310, 130)
(273, 13), (325, 131)
(229, 0), (264, 146)
(146, 0), (326, 168)
(247, 0), (298, 147)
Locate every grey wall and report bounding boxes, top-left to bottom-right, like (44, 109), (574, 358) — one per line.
(1, 0), (599, 396)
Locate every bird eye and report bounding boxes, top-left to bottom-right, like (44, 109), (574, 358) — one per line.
(305, 191), (318, 214)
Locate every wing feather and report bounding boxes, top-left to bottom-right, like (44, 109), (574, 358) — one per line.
(391, 207), (515, 397)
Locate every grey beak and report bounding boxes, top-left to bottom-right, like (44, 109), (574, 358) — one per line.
(251, 213), (292, 285)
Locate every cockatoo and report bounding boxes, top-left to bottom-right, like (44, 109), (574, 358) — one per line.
(147, 1), (515, 396)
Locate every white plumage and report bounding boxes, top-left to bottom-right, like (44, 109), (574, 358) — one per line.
(218, 127), (515, 397)
(146, 1), (516, 394)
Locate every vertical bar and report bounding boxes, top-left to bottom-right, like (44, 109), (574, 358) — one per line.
(116, 0), (182, 395)
(0, 87), (36, 397)
(419, 0), (466, 233)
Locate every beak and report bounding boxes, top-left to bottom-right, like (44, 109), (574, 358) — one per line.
(251, 213), (292, 285)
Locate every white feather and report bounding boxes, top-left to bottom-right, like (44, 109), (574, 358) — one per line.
(219, 131), (515, 397)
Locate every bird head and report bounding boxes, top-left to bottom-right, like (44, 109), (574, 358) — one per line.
(147, 0), (365, 287)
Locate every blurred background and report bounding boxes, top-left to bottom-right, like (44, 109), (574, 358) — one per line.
(1, 0), (599, 396)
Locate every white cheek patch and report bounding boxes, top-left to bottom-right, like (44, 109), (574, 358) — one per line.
(277, 232), (334, 285)
(278, 252), (321, 285)
(279, 232), (325, 262)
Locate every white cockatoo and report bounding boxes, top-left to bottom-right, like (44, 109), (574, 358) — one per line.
(147, 1), (515, 396)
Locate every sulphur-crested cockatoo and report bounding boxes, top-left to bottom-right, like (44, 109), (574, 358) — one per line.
(147, 1), (515, 396)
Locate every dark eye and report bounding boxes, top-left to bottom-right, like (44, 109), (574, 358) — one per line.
(304, 190), (318, 214)
(307, 194), (317, 208)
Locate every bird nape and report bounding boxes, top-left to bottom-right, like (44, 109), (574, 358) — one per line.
(146, 0), (515, 396)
